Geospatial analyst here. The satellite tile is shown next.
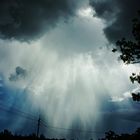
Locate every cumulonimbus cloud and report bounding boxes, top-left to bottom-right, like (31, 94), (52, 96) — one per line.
(90, 0), (140, 43)
(0, 0), (84, 41)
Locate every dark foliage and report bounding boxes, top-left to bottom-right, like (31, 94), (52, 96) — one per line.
(115, 11), (140, 64)
(1, 128), (140, 140)
(113, 11), (140, 101)
(0, 129), (66, 140)
(99, 128), (140, 140)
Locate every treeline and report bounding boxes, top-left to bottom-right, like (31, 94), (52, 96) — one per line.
(1, 128), (140, 140)
(0, 129), (66, 140)
(99, 128), (140, 140)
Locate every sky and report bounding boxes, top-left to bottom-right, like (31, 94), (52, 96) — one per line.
(0, 0), (140, 139)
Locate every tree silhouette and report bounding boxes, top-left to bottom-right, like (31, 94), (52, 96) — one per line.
(114, 11), (140, 64)
(99, 128), (140, 140)
(0, 129), (67, 140)
(113, 11), (140, 101)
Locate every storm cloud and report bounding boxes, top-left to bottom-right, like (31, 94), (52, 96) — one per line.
(0, 0), (85, 41)
(90, 0), (140, 43)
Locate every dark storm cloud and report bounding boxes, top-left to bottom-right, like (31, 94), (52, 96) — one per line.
(0, 0), (80, 41)
(90, 0), (140, 43)
(9, 66), (27, 81)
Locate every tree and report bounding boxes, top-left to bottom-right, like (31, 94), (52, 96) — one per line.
(99, 128), (140, 140)
(113, 11), (140, 101)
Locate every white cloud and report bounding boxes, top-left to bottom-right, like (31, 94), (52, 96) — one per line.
(77, 6), (94, 17)
(110, 90), (134, 102)
(110, 96), (124, 102)
(0, 37), (137, 129)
